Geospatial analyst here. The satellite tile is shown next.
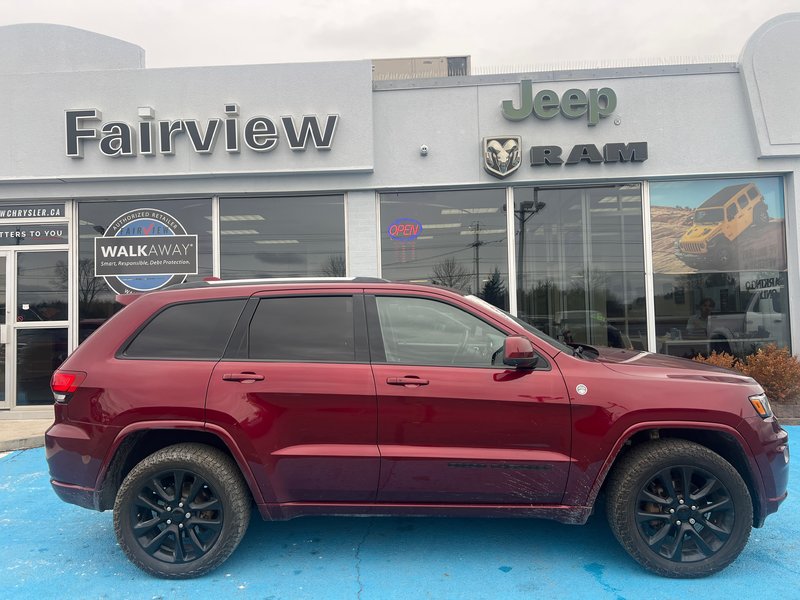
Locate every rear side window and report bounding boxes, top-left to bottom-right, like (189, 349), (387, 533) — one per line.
(123, 299), (246, 359)
(249, 296), (354, 362)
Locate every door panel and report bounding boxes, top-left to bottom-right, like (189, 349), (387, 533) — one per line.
(205, 291), (379, 504)
(368, 293), (572, 504)
(206, 362), (379, 503)
(373, 364), (572, 503)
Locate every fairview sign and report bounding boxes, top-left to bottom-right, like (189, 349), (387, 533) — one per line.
(66, 104), (339, 158)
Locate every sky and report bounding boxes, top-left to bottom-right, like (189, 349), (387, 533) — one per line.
(0, 0), (798, 70)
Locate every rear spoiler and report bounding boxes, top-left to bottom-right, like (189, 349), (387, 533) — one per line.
(115, 293), (143, 306)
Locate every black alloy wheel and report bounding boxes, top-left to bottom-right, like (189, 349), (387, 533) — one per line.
(606, 439), (752, 578)
(114, 443), (251, 578)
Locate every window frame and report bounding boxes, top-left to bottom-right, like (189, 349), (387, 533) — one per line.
(118, 297), (248, 361)
(222, 292), (369, 364)
(365, 293), (549, 370)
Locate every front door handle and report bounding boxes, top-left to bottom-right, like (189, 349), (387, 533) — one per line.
(386, 376), (429, 386)
(222, 372), (265, 383)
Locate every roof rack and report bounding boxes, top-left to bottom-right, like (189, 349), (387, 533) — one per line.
(164, 276), (390, 291)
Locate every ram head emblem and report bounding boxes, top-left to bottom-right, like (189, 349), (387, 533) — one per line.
(483, 136), (521, 179)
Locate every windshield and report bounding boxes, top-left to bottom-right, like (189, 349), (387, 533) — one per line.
(693, 208), (724, 224)
(464, 295), (573, 355)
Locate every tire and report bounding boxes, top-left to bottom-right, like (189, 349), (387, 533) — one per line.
(113, 443), (251, 579)
(605, 439), (752, 578)
(712, 240), (736, 270)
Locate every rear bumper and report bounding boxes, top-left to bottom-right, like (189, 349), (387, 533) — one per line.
(50, 480), (102, 511)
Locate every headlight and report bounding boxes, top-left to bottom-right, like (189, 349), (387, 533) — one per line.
(749, 393), (773, 419)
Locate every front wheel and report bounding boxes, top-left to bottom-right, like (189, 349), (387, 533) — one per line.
(605, 439), (752, 578)
(113, 443), (251, 578)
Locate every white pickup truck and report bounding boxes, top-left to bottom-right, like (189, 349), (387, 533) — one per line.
(706, 285), (788, 355)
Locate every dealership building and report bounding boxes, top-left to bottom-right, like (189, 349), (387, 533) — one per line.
(0, 14), (798, 419)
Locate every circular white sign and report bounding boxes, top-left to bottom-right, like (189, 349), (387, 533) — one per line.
(576, 384), (588, 396)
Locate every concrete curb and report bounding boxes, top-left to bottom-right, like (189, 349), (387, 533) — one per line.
(0, 435), (44, 452)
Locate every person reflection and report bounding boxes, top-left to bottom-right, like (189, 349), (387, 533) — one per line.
(686, 297), (715, 338)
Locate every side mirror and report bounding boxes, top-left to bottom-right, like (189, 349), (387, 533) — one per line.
(503, 336), (539, 369)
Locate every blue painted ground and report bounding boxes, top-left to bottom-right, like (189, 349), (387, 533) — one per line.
(1, 428), (798, 600)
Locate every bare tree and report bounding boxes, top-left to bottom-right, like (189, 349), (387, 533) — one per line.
(321, 254), (346, 277)
(56, 258), (106, 306)
(431, 257), (471, 291)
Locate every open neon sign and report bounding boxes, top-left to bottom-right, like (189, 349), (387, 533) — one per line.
(388, 218), (423, 241)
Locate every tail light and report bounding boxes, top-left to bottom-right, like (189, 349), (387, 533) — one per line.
(51, 370), (87, 403)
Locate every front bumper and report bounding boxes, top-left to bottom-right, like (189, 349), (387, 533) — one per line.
(740, 416), (789, 525)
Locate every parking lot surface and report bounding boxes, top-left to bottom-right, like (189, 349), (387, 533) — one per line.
(1, 426), (797, 600)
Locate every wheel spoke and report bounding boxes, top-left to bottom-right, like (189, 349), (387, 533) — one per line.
(701, 497), (732, 514)
(184, 477), (205, 504)
(135, 492), (163, 514)
(646, 522), (673, 549)
(679, 467), (693, 500)
(700, 518), (732, 542)
(171, 470), (186, 503)
(150, 478), (172, 502)
(143, 527), (173, 556)
(640, 490), (671, 505)
(193, 517), (222, 532)
(637, 510), (671, 523)
(173, 530), (187, 563)
(686, 527), (715, 556)
(690, 477), (718, 503)
(656, 468), (678, 501)
(191, 497), (221, 512)
(665, 525), (686, 560)
(133, 515), (161, 533)
(187, 528), (208, 553)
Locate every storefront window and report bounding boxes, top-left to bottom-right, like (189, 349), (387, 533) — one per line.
(78, 198), (213, 335)
(650, 177), (790, 359)
(515, 184), (647, 350)
(219, 195), (345, 278)
(380, 190), (509, 309)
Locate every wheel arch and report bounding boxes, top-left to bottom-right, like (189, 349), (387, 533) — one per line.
(95, 422), (266, 511)
(588, 422), (766, 527)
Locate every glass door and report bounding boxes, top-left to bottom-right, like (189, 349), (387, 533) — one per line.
(12, 250), (69, 407)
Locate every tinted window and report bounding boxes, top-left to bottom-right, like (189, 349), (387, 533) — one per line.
(726, 204), (738, 220)
(375, 296), (505, 367)
(249, 296), (355, 362)
(124, 299), (245, 359)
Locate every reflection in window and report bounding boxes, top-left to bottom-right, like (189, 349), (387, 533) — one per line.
(650, 177), (790, 359)
(375, 296), (505, 367)
(17, 252), (68, 322)
(380, 190), (509, 310)
(220, 196), (345, 279)
(514, 184), (646, 350)
(17, 328), (68, 405)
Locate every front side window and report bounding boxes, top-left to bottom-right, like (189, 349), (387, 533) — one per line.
(375, 296), (505, 367)
(248, 296), (355, 362)
(124, 299), (246, 359)
(651, 177), (790, 359)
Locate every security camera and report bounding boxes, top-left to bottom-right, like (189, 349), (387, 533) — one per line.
(420, 144), (429, 156)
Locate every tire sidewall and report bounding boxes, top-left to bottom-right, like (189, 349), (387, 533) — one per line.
(610, 442), (752, 578)
(114, 445), (249, 578)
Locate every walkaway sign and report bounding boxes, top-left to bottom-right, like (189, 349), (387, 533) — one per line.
(95, 208), (197, 294)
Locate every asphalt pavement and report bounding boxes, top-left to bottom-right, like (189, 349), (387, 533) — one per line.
(1, 427), (798, 600)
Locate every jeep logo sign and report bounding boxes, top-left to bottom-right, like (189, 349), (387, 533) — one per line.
(502, 80), (617, 126)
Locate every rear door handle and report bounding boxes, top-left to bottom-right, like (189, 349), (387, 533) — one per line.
(386, 376), (429, 386)
(222, 372), (265, 383)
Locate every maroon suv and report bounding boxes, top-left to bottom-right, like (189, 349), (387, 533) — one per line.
(46, 278), (789, 579)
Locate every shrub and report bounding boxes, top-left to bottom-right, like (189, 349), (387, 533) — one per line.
(693, 351), (739, 371)
(739, 344), (800, 404)
(694, 344), (800, 404)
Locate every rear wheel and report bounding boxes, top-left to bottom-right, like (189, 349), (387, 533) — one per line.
(606, 439), (752, 578)
(113, 443), (251, 578)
